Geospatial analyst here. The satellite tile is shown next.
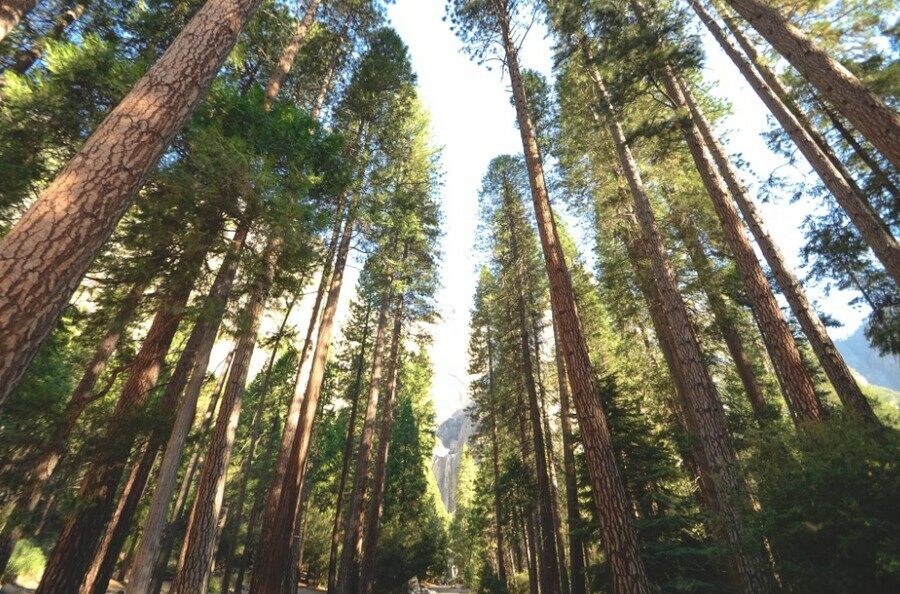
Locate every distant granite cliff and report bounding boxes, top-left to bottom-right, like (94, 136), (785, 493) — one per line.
(431, 408), (473, 514)
(836, 326), (900, 392)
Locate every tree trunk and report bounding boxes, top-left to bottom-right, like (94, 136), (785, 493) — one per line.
(0, 0), (264, 406)
(170, 235), (282, 594)
(496, 5), (651, 591)
(335, 292), (393, 594)
(677, 223), (769, 416)
(676, 75), (878, 423)
(81, 441), (159, 594)
(694, 0), (900, 286)
(327, 301), (374, 591)
(0, 0), (37, 42)
(583, 52), (773, 593)
(359, 291), (405, 594)
(500, 176), (562, 594)
(250, 205), (356, 594)
(9, 1), (86, 75)
(35, 267), (197, 594)
(722, 0), (900, 171)
(127, 220), (249, 594)
(489, 351), (509, 589)
(263, 0), (324, 109)
(654, 61), (825, 423)
(220, 295), (297, 594)
(551, 315), (586, 594)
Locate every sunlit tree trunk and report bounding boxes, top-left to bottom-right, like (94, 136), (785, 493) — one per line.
(0, 0), (263, 406)
(263, 0), (324, 109)
(0, 0), (37, 42)
(496, 3), (650, 589)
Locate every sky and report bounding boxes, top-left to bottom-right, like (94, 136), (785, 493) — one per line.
(382, 0), (871, 423)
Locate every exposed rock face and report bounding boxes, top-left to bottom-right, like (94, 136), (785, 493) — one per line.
(431, 408), (473, 514)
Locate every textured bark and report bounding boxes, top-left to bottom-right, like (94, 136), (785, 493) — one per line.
(220, 296), (297, 594)
(9, 2), (86, 74)
(126, 221), (249, 594)
(496, 4), (650, 590)
(19, 280), (147, 516)
(551, 315), (586, 594)
(489, 344), (509, 589)
(677, 80), (878, 423)
(0, 0), (263, 406)
(327, 301), (373, 592)
(335, 292), (392, 594)
(694, 0), (900, 286)
(677, 224), (769, 417)
(170, 235), (281, 594)
(723, 0), (900, 171)
(250, 207), (356, 594)
(0, 0), (37, 42)
(500, 175), (562, 594)
(655, 63), (824, 423)
(359, 291), (405, 594)
(263, 0), (324, 109)
(584, 53), (773, 593)
(81, 441), (158, 594)
(256, 202), (345, 574)
(35, 268), (196, 594)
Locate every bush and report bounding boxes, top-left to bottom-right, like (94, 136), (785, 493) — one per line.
(5, 539), (46, 585)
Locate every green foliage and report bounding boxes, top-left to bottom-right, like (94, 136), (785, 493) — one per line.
(4, 538), (46, 583)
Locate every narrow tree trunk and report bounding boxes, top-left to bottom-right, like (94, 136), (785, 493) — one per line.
(676, 76), (878, 423)
(359, 290), (405, 594)
(489, 349), (509, 589)
(551, 315), (586, 594)
(250, 206), (356, 594)
(500, 177), (562, 594)
(127, 220), (250, 594)
(263, 0), (324, 109)
(9, 1), (86, 75)
(677, 224), (769, 416)
(171, 235), (282, 594)
(654, 60), (824, 423)
(584, 51), (773, 593)
(722, 0), (900, 170)
(694, 0), (900, 285)
(0, 0), (37, 42)
(35, 267), (197, 594)
(0, 0), (264, 406)
(496, 5), (651, 590)
(221, 296), (298, 594)
(327, 301), (374, 591)
(81, 440), (159, 594)
(335, 292), (393, 594)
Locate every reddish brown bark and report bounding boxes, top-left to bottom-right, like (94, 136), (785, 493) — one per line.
(723, 0), (900, 171)
(0, 0), (264, 407)
(496, 2), (650, 589)
(263, 0), (324, 109)
(250, 206), (356, 593)
(0, 0), (37, 42)
(171, 235), (281, 594)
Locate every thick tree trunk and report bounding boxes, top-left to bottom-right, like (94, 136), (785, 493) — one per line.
(0, 0), (263, 406)
(170, 235), (281, 594)
(723, 0), (900, 170)
(677, 224), (769, 416)
(500, 178), (562, 594)
(676, 77), (878, 423)
(359, 291), (405, 594)
(220, 296), (297, 594)
(250, 206), (356, 594)
(126, 221), (249, 594)
(655, 62), (825, 423)
(0, 0), (38, 42)
(694, 0), (900, 286)
(551, 315), (586, 594)
(263, 0), (324, 109)
(584, 53), (773, 593)
(9, 2), (86, 74)
(81, 441), (159, 594)
(497, 5), (651, 591)
(335, 292), (393, 594)
(35, 267), (196, 594)
(327, 301), (374, 591)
